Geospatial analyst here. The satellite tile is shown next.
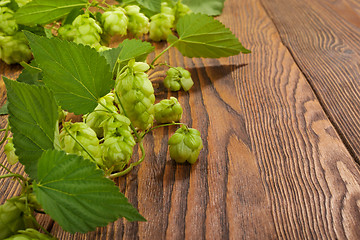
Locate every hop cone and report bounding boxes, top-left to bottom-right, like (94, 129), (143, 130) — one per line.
(0, 32), (32, 64)
(4, 137), (19, 165)
(0, 197), (34, 239)
(149, 2), (175, 41)
(60, 14), (103, 48)
(173, 1), (192, 25)
(115, 60), (155, 130)
(102, 7), (128, 36)
(164, 67), (194, 91)
(60, 122), (102, 166)
(168, 126), (203, 164)
(0, 7), (17, 36)
(4, 229), (56, 240)
(84, 93), (118, 138)
(154, 97), (183, 123)
(125, 5), (150, 36)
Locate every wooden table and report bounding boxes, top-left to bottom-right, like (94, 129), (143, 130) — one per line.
(1, 0), (360, 239)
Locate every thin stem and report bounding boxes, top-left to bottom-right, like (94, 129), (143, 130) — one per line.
(62, 123), (97, 163)
(109, 141), (146, 178)
(141, 122), (185, 138)
(0, 123), (10, 145)
(0, 162), (13, 174)
(150, 41), (177, 67)
(0, 173), (26, 187)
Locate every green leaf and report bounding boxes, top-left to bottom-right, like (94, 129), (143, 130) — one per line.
(33, 150), (146, 233)
(182, 0), (225, 16)
(136, 0), (161, 12)
(14, 0), (88, 25)
(100, 39), (154, 74)
(4, 78), (58, 178)
(168, 13), (250, 58)
(25, 32), (113, 115)
(17, 61), (44, 85)
(0, 102), (8, 115)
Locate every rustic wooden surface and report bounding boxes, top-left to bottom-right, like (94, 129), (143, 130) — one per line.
(1, 0), (360, 239)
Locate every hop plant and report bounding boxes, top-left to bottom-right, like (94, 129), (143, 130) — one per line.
(0, 32), (32, 64)
(168, 126), (203, 164)
(4, 228), (56, 240)
(164, 67), (194, 91)
(14, 0), (32, 8)
(0, 196), (34, 239)
(102, 7), (128, 36)
(57, 24), (77, 41)
(115, 59), (155, 130)
(154, 97), (183, 123)
(84, 93), (118, 138)
(0, 7), (17, 36)
(60, 122), (103, 166)
(4, 137), (19, 165)
(124, 5), (150, 36)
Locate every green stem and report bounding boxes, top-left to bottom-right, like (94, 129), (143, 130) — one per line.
(109, 141), (146, 178)
(0, 173), (26, 187)
(141, 122), (186, 139)
(150, 41), (177, 67)
(62, 123), (97, 163)
(0, 163), (14, 174)
(0, 123), (10, 145)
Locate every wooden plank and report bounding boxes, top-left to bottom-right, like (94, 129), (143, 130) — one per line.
(1, 0), (360, 239)
(260, 0), (360, 161)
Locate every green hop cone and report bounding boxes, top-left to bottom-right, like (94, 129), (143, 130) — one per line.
(84, 93), (118, 138)
(4, 228), (56, 240)
(115, 60), (155, 130)
(149, 2), (175, 41)
(0, 196), (35, 239)
(0, 7), (17, 35)
(168, 126), (203, 164)
(124, 5), (150, 36)
(154, 97), (183, 123)
(4, 137), (19, 165)
(60, 122), (103, 166)
(72, 14), (103, 47)
(57, 24), (77, 41)
(102, 7), (128, 36)
(100, 113), (135, 172)
(173, 1), (192, 25)
(149, 13), (174, 42)
(0, 32), (32, 64)
(164, 67), (194, 91)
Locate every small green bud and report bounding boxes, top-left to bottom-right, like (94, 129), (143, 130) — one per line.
(4, 228), (56, 240)
(0, 32), (32, 65)
(125, 5), (150, 36)
(60, 122), (102, 166)
(168, 126), (203, 164)
(102, 7), (128, 36)
(4, 138), (19, 165)
(154, 97), (183, 123)
(164, 67), (194, 91)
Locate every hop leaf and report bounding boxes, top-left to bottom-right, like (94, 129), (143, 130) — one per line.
(168, 126), (203, 164)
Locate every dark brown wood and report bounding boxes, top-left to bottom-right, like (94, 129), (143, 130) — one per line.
(2, 0), (360, 239)
(260, 0), (360, 162)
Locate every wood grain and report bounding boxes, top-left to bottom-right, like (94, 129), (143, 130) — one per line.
(1, 0), (360, 239)
(260, 0), (360, 162)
